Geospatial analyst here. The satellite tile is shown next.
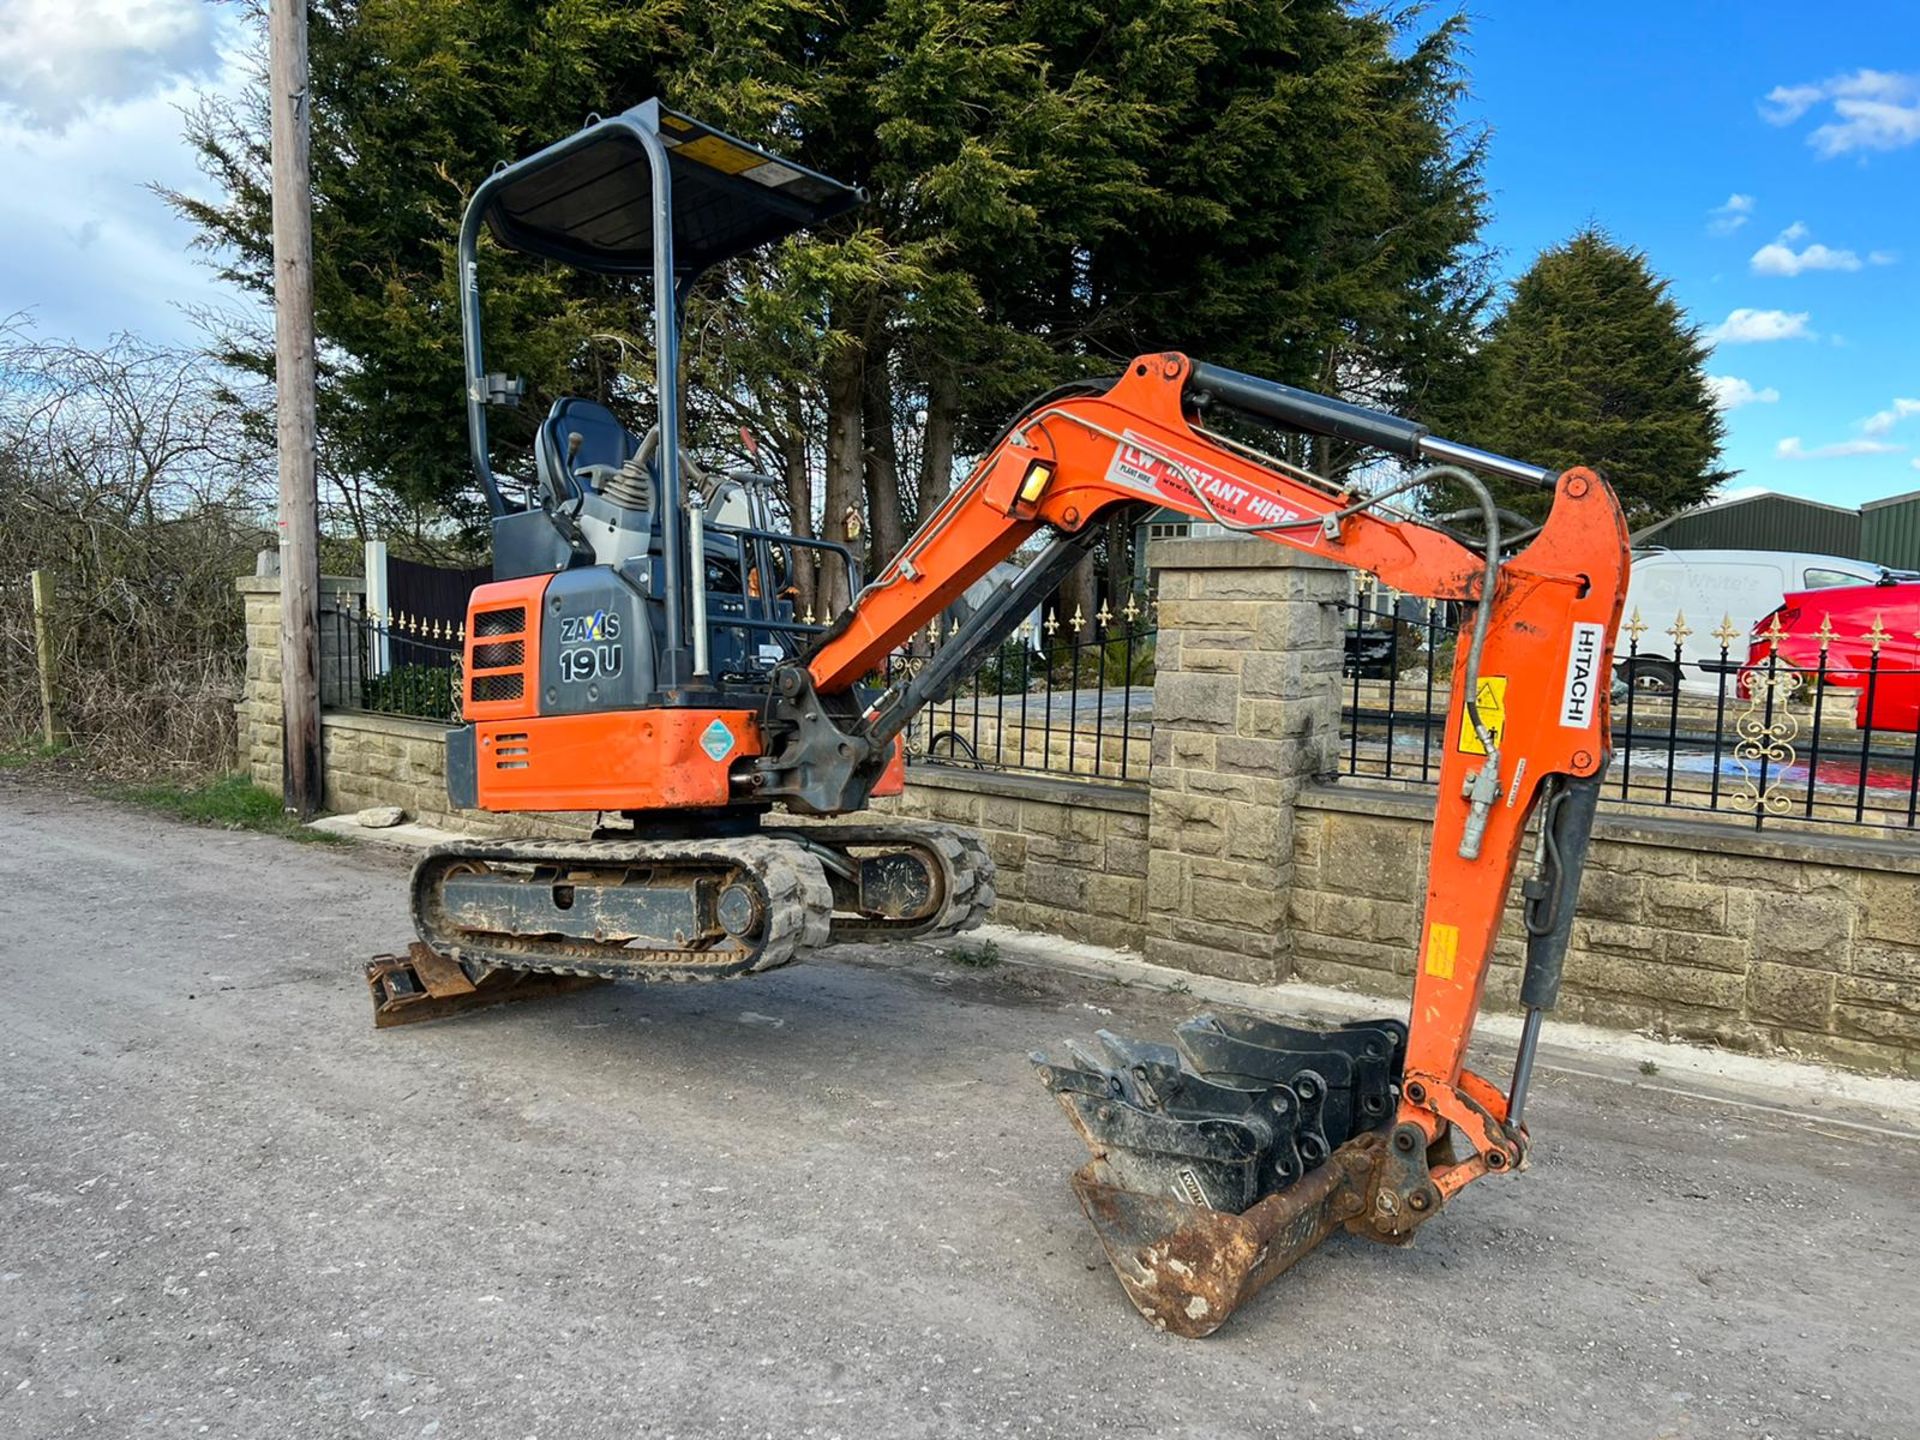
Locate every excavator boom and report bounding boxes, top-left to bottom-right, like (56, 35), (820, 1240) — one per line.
(749, 352), (1629, 1333)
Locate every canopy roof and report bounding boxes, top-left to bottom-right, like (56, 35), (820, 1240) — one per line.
(476, 100), (864, 276)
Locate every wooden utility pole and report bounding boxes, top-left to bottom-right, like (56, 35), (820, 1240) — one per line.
(270, 0), (322, 817)
(29, 570), (68, 751)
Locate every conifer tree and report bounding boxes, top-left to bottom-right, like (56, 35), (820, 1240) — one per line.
(1459, 228), (1728, 526)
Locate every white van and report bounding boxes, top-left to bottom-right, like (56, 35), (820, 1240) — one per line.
(1618, 548), (1882, 694)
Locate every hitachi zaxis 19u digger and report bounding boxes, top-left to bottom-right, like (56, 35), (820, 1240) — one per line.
(366, 101), (1630, 1336)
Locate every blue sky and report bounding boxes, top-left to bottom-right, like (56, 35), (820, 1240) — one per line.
(0, 1), (1914, 508)
(1463, 3), (1918, 507)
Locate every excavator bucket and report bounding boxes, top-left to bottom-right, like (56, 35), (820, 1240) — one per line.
(1034, 1014), (1407, 1336)
(1067, 1142), (1381, 1337)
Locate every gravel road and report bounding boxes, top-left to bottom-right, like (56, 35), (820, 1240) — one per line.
(2, 777), (1917, 1439)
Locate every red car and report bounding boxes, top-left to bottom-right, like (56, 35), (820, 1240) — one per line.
(1741, 581), (1920, 732)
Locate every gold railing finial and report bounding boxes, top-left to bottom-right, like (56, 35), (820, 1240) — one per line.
(1867, 613), (1890, 654)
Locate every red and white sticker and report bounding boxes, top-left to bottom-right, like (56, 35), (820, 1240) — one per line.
(1558, 622), (1606, 728)
(1104, 432), (1312, 536)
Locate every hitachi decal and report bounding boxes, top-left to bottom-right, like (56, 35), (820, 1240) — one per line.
(1558, 622), (1606, 728)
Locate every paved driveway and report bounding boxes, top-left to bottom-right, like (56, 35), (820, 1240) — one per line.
(2, 779), (1917, 1438)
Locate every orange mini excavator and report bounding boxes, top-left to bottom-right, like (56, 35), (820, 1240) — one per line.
(370, 103), (1630, 1335)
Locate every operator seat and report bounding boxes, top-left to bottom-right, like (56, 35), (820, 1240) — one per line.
(532, 396), (641, 504)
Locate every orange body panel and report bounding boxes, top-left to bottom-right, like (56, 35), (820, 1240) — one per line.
(870, 736), (907, 797)
(473, 709), (762, 812)
(463, 574), (549, 722)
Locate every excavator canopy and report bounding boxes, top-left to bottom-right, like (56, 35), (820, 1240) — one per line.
(474, 99), (864, 277)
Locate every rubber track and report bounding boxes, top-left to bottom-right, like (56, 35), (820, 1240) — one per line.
(764, 820), (997, 944)
(410, 836), (833, 983)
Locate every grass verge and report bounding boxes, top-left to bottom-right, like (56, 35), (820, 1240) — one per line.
(109, 773), (345, 844)
(0, 742), (66, 769)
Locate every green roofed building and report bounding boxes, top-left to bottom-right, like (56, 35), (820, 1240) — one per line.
(1862, 489), (1920, 573)
(1630, 492), (1863, 559)
(1628, 489), (1920, 572)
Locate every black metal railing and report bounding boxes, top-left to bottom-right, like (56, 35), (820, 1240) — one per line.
(313, 582), (1158, 784)
(1338, 596), (1920, 831)
(320, 597), (465, 723)
(886, 596), (1157, 784)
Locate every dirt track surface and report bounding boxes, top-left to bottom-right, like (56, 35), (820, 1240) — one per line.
(3, 777), (1918, 1439)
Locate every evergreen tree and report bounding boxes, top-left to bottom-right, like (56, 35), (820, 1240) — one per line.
(1455, 228), (1728, 526)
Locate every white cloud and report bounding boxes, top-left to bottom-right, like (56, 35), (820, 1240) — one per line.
(1747, 223), (1897, 277)
(0, 0), (217, 130)
(1761, 85), (1827, 125)
(1777, 436), (1904, 461)
(0, 15), (253, 347)
(1713, 484), (1774, 504)
(1705, 376), (1780, 410)
(1760, 70), (1920, 157)
(1707, 308), (1815, 344)
(1863, 398), (1920, 436)
(1751, 239), (1860, 276)
(1707, 193), (1755, 236)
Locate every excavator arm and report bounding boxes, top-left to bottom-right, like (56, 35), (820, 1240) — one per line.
(754, 352), (1629, 1335)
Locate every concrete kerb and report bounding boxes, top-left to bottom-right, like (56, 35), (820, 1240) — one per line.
(307, 814), (460, 850)
(308, 812), (1920, 1136)
(951, 922), (1920, 1136)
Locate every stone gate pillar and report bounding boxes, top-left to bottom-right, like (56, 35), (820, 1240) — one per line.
(1143, 536), (1347, 983)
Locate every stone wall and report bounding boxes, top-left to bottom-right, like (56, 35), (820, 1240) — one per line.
(1142, 539), (1346, 984)
(238, 575), (367, 795)
(318, 710), (587, 839)
(235, 543), (1920, 1075)
(238, 576), (582, 839)
(1293, 786), (1920, 1076)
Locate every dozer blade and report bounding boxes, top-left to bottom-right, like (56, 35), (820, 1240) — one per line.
(1069, 1139), (1380, 1338)
(367, 942), (609, 1028)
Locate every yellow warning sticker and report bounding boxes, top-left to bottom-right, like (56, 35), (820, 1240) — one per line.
(1424, 922), (1459, 980)
(674, 134), (764, 175)
(1456, 675), (1508, 755)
